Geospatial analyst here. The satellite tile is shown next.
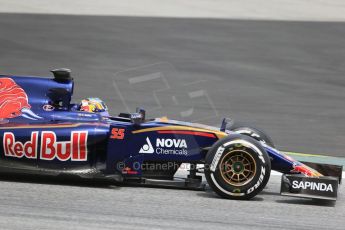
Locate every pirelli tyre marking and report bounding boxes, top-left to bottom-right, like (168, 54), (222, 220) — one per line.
(210, 145), (225, 172)
(247, 166), (266, 194)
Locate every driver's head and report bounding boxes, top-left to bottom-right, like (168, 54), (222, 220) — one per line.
(79, 98), (109, 116)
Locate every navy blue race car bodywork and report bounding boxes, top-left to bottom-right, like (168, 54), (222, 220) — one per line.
(0, 69), (342, 200)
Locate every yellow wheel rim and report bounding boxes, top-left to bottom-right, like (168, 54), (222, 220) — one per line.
(219, 149), (256, 186)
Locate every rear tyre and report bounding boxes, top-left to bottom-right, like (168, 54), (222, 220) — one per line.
(230, 123), (275, 147)
(205, 135), (271, 200)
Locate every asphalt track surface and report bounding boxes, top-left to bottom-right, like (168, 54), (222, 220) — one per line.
(0, 173), (343, 230)
(0, 13), (345, 229)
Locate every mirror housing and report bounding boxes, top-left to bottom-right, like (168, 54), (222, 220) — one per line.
(131, 107), (146, 125)
(220, 117), (234, 132)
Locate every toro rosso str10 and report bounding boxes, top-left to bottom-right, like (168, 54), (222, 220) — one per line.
(0, 69), (342, 201)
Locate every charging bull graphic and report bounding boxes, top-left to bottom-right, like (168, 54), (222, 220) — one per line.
(0, 78), (42, 122)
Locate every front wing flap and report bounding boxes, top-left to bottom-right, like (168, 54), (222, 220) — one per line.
(301, 161), (343, 184)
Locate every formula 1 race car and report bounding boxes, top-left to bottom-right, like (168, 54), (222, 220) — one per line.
(0, 69), (342, 200)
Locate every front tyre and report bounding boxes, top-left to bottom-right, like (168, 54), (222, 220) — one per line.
(205, 135), (271, 200)
(231, 123), (275, 147)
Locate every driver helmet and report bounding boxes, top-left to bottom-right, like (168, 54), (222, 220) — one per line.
(80, 97), (109, 116)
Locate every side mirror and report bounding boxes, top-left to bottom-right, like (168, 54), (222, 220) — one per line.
(136, 107), (146, 119)
(220, 117), (234, 132)
(131, 107), (146, 125)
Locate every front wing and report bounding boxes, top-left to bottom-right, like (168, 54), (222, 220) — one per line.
(280, 162), (342, 201)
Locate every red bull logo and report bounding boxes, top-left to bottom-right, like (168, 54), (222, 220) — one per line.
(3, 131), (88, 161)
(0, 78), (41, 121)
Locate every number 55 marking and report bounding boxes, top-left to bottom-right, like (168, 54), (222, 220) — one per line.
(110, 128), (125, 139)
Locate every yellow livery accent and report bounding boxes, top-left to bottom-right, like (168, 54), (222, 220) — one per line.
(132, 125), (227, 139)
